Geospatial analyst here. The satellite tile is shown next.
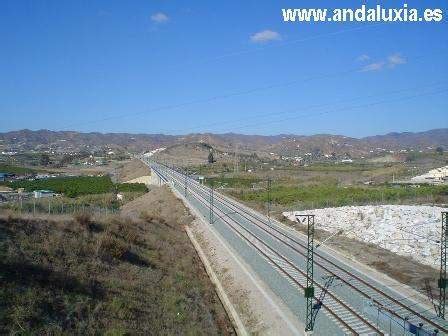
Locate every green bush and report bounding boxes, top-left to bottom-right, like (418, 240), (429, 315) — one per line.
(6, 176), (114, 197)
(116, 183), (147, 193)
(231, 183), (448, 208)
(0, 164), (36, 175)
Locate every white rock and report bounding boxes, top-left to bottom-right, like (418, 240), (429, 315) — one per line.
(283, 205), (447, 268)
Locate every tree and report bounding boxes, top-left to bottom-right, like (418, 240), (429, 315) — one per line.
(436, 146), (444, 155)
(208, 151), (215, 164)
(40, 153), (51, 166)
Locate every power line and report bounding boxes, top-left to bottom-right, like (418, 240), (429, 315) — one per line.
(58, 48), (447, 131)
(162, 23), (387, 73)
(60, 67), (358, 130)
(211, 88), (448, 133)
(204, 23), (387, 63)
(159, 81), (447, 134)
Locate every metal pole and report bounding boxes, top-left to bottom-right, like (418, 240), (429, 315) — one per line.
(439, 212), (447, 319)
(209, 182), (214, 224)
(296, 214), (315, 332)
(184, 170), (188, 197)
(306, 214), (315, 332)
(267, 178), (272, 221)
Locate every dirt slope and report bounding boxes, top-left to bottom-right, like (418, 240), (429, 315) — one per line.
(0, 187), (234, 335)
(117, 159), (150, 182)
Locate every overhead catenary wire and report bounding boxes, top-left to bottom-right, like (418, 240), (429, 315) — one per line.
(60, 67), (358, 130)
(158, 80), (447, 134)
(158, 163), (448, 332)
(199, 23), (388, 63)
(210, 88), (448, 133)
(58, 47), (448, 131)
(150, 23), (388, 75)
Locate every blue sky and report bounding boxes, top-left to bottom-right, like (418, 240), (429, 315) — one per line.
(1, 0), (447, 137)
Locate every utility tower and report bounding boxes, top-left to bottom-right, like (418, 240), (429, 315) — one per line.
(267, 178), (272, 221)
(234, 143), (239, 173)
(296, 214), (315, 332)
(184, 170), (188, 197)
(439, 211), (448, 319)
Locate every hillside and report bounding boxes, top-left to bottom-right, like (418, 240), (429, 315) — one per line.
(0, 188), (234, 335)
(1, 128), (447, 158)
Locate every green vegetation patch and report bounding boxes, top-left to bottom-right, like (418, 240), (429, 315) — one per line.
(116, 183), (147, 193)
(205, 176), (261, 188)
(4, 176), (147, 197)
(0, 164), (36, 175)
(300, 163), (382, 172)
(1, 192), (145, 214)
(6, 176), (114, 197)
(231, 183), (448, 209)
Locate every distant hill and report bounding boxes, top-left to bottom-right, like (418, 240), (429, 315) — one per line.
(0, 128), (447, 158)
(362, 129), (448, 148)
(0, 129), (176, 152)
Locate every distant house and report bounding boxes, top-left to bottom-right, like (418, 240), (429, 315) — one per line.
(0, 172), (15, 182)
(33, 190), (55, 198)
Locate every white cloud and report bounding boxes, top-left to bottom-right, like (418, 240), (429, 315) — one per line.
(250, 30), (281, 43)
(150, 12), (169, 24)
(361, 62), (385, 72)
(357, 54), (370, 62)
(360, 53), (406, 72)
(388, 53), (406, 67)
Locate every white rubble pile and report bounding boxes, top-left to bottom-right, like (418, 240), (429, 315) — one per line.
(283, 205), (447, 268)
(143, 147), (166, 157)
(411, 165), (448, 184)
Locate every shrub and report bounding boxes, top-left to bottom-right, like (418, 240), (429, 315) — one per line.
(97, 233), (128, 261)
(116, 183), (147, 193)
(74, 212), (92, 230)
(7, 176), (115, 197)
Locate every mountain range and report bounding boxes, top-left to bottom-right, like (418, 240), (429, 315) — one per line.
(0, 128), (447, 158)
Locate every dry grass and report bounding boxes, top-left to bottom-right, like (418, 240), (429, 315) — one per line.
(117, 159), (150, 183)
(0, 187), (234, 335)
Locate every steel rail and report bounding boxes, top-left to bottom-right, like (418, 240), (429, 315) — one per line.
(156, 165), (384, 335)
(159, 162), (448, 334)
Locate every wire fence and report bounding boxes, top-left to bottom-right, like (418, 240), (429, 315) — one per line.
(0, 197), (119, 216)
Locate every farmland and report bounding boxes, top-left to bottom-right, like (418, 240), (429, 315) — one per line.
(0, 164), (37, 175)
(231, 183), (448, 210)
(2, 176), (147, 197)
(198, 161), (448, 211)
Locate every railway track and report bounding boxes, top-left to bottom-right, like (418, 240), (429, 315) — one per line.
(149, 161), (447, 335)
